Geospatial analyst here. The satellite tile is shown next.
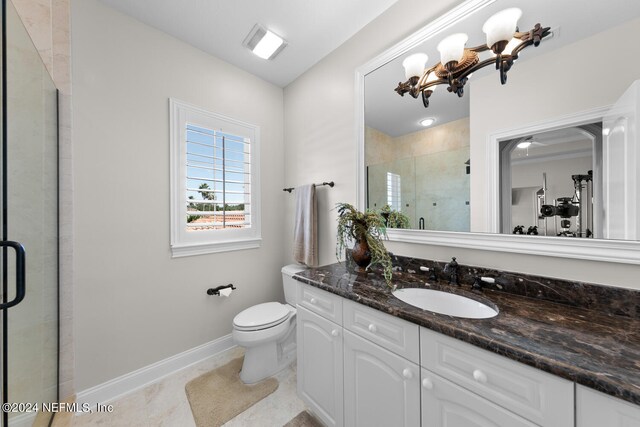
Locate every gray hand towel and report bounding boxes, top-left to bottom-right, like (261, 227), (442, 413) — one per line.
(293, 184), (318, 267)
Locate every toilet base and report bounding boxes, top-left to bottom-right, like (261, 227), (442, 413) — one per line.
(233, 304), (298, 384)
(239, 338), (296, 384)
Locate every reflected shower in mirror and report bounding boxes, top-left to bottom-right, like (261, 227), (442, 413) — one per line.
(365, 118), (470, 231)
(363, 0), (640, 240)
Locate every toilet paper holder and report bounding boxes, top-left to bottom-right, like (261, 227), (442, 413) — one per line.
(207, 284), (237, 296)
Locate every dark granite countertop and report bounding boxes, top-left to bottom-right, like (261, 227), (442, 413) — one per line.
(293, 263), (640, 406)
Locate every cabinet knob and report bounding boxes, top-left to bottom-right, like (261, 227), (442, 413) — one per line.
(402, 368), (413, 379)
(473, 369), (488, 384)
(368, 323), (377, 333)
(422, 378), (434, 390)
(310, 298), (317, 305)
(331, 329), (339, 337)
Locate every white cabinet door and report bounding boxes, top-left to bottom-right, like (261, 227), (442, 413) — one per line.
(344, 330), (420, 427)
(577, 385), (640, 427)
(297, 306), (343, 427)
(421, 368), (538, 427)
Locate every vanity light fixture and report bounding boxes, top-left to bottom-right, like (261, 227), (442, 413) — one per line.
(395, 8), (550, 108)
(243, 24), (287, 60)
(420, 117), (436, 127)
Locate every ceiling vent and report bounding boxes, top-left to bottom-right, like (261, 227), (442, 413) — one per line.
(243, 24), (287, 60)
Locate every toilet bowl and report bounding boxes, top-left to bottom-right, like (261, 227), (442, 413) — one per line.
(232, 264), (306, 384)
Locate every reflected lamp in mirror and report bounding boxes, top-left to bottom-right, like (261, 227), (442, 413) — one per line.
(395, 8), (551, 108)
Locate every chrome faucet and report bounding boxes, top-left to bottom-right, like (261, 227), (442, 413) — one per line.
(443, 257), (460, 286)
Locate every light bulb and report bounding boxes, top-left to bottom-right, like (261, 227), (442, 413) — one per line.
(402, 53), (428, 81)
(517, 141), (532, 149)
(437, 33), (468, 66)
(425, 71), (439, 91)
(483, 8), (522, 50)
(420, 118), (436, 127)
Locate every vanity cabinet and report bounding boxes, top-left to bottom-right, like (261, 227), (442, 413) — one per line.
(421, 368), (537, 427)
(421, 327), (574, 427)
(296, 306), (344, 427)
(576, 385), (640, 427)
(344, 330), (420, 426)
(295, 282), (635, 427)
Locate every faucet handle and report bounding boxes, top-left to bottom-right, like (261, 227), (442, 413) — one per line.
(472, 276), (494, 291)
(420, 266), (438, 282)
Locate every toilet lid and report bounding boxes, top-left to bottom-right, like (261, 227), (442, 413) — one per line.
(233, 302), (291, 331)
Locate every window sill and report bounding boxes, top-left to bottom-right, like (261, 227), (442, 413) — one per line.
(170, 238), (262, 258)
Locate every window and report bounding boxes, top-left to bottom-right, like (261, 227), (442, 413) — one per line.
(387, 172), (401, 211)
(170, 99), (261, 257)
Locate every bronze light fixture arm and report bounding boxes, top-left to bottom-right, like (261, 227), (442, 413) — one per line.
(394, 23), (551, 107)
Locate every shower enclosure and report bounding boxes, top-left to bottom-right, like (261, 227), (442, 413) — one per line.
(1, 0), (59, 426)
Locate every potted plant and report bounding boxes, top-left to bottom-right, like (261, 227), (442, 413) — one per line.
(380, 205), (411, 229)
(335, 203), (393, 284)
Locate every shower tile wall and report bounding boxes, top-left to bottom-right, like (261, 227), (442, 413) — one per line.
(6, 6), (58, 416)
(12, 0), (74, 399)
(415, 147), (470, 231)
(365, 118), (470, 231)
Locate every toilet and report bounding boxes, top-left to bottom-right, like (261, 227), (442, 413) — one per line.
(232, 264), (306, 384)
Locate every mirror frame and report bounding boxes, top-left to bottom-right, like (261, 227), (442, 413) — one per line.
(355, 0), (640, 264)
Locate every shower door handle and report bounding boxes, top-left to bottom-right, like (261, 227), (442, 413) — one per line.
(0, 241), (26, 310)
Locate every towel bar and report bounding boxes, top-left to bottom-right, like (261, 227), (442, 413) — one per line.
(283, 181), (334, 193)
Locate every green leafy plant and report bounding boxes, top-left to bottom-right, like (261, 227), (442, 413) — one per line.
(380, 205), (411, 229)
(187, 214), (202, 223)
(335, 203), (393, 285)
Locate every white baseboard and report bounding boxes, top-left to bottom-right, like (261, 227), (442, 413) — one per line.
(76, 334), (235, 411)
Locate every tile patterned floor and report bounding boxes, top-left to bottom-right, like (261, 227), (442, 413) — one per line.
(73, 347), (307, 427)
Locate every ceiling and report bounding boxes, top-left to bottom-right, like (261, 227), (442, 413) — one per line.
(98, 0), (399, 87)
(509, 126), (597, 163)
(365, 0), (640, 137)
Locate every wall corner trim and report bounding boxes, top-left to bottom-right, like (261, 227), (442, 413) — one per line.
(76, 334), (235, 410)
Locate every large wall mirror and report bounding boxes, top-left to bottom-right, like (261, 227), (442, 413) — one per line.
(357, 0), (640, 262)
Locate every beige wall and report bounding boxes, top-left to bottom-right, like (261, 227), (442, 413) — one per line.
(72, 0), (286, 391)
(365, 127), (393, 166)
(366, 117), (470, 166)
(12, 0), (74, 398)
(284, 0), (462, 267)
(284, 3), (640, 289)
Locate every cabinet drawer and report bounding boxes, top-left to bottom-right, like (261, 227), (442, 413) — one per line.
(421, 368), (538, 427)
(343, 299), (419, 364)
(297, 283), (342, 324)
(421, 327), (574, 427)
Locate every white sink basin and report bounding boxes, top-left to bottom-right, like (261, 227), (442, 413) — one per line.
(392, 288), (498, 319)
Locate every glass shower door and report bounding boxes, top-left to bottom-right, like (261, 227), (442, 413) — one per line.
(2, 0), (59, 426)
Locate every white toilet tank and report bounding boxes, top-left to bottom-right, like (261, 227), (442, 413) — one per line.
(281, 264), (307, 305)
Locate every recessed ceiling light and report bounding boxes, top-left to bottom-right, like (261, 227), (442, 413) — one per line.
(517, 141), (532, 149)
(243, 24), (287, 60)
(420, 118), (436, 127)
